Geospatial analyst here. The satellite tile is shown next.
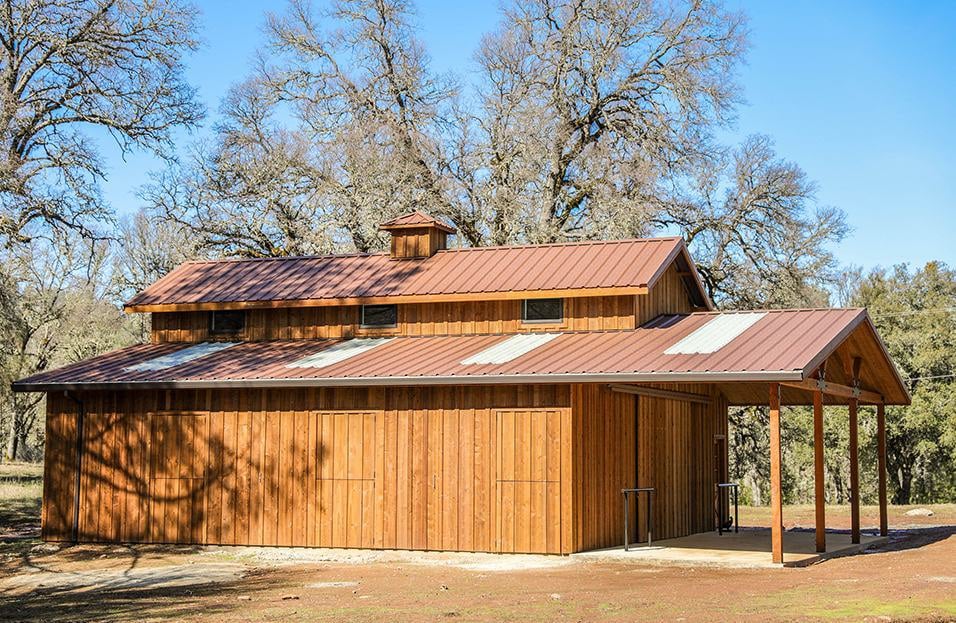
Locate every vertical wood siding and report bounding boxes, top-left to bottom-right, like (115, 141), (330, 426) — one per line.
(569, 384), (637, 551)
(635, 263), (696, 325)
(149, 260), (700, 344)
(42, 386), (575, 554)
(635, 385), (729, 541)
(150, 295), (638, 343)
(43, 382), (728, 552)
(570, 383), (729, 549)
(389, 228), (447, 258)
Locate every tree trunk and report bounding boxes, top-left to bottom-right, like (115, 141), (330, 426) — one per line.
(4, 420), (18, 462)
(893, 465), (912, 505)
(831, 467), (847, 504)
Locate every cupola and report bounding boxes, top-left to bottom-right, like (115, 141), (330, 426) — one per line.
(379, 210), (457, 259)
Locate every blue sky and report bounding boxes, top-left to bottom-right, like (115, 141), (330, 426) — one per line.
(98, 1), (956, 270)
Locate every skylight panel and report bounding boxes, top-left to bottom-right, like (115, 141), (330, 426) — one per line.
(286, 338), (393, 369)
(663, 313), (767, 355)
(461, 333), (560, 365)
(125, 341), (238, 372)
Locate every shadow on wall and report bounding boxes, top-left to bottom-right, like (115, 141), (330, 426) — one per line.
(45, 388), (335, 547)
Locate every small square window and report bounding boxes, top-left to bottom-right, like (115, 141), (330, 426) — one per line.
(522, 298), (563, 323)
(209, 310), (245, 336)
(361, 304), (398, 328)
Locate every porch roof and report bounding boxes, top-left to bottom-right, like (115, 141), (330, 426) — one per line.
(12, 309), (909, 405)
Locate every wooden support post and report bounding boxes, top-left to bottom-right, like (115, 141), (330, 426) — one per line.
(769, 383), (784, 564)
(877, 403), (888, 537)
(849, 396), (860, 544)
(813, 390), (826, 553)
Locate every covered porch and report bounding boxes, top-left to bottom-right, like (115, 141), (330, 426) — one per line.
(611, 310), (910, 565)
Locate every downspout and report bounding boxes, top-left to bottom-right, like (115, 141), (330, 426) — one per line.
(64, 391), (85, 543)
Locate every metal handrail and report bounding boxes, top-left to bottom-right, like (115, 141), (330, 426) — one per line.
(716, 482), (739, 535)
(622, 487), (654, 551)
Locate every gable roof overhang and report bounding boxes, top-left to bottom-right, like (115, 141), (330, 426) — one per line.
(123, 237), (713, 313)
(14, 309), (908, 405)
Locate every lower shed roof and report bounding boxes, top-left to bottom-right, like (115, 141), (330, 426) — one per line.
(13, 309), (909, 406)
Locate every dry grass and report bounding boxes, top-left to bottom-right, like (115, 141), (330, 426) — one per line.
(0, 462), (42, 541)
(740, 503), (956, 530)
(0, 462), (42, 479)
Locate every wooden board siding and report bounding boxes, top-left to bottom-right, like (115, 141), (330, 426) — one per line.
(635, 263), (696, 325)
(635, 385), (729, 541)
(150, 296), (637, 343)
(569, 384), (637, 551)
(495, 409), (564, 553)
(569, 383), (729, 549)
(42, 386), (574, 554)
(42, 382), (728, 552)
(389, 227), (447, 258)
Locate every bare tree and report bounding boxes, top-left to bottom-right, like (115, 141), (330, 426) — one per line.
(146, 79), (342, 258)
(264, 0), (458, 241)
(450, 0), (748, 245)
(656, 134), (848, 308)
(147, 0), (846, 314)
(0, 234), (136, 460)
(0, 0), (203, 246)
(156, 0), (458, 258)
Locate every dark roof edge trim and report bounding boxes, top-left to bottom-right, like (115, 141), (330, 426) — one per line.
(12, 370), (804, 393)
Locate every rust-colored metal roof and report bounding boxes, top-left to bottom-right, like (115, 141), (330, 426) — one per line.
(125, 237), (693, 310)
(13, 309), (910, 404)
(379, 210), (457, 233)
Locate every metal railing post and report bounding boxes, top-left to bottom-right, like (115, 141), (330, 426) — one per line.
(623, 490), (630, 551)
(716, 483), (740, 536)
(621, 487), (655, 550)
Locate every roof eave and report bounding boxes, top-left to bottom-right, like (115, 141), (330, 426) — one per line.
(12, 369), (806, 394)
(122, 285), (652, 314)
(797, 308), (911, 406)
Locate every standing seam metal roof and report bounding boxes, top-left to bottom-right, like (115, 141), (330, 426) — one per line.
(125, 237), (692, 308)
(12, 308), (910, 405)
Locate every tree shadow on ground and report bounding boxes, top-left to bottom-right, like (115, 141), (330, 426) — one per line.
(0, 496), (40, 541)
(865, 526), (956, 554)
(0, 566), (280, 623)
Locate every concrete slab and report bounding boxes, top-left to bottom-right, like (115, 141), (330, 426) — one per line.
(573, 529), (887, 568)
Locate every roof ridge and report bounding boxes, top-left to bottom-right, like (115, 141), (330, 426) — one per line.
(173, 236), (683, 266)
(441, 236), (682, 253)
(180, 251), (389, 266)
(689, 307), (864, 314)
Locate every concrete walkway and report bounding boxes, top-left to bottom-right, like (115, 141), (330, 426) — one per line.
(574, 529), (886, 568)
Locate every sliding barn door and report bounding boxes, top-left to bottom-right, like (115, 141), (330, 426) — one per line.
(495, 409), (562, 553)
(315, 411), (382, 548)
(147, 412), (208, 543)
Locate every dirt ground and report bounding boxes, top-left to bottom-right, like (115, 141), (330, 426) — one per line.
(1, 465), (954, 622)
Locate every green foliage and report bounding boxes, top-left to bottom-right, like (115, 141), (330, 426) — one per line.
(855, 262), (956, 503)
(730, 262), (956, 505)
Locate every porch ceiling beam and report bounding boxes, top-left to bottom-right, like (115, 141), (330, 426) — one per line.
(607, 384), (713, 405)
(780, 378), (883, 405)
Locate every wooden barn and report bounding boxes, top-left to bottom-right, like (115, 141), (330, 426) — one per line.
(14, 211), (910, 563)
